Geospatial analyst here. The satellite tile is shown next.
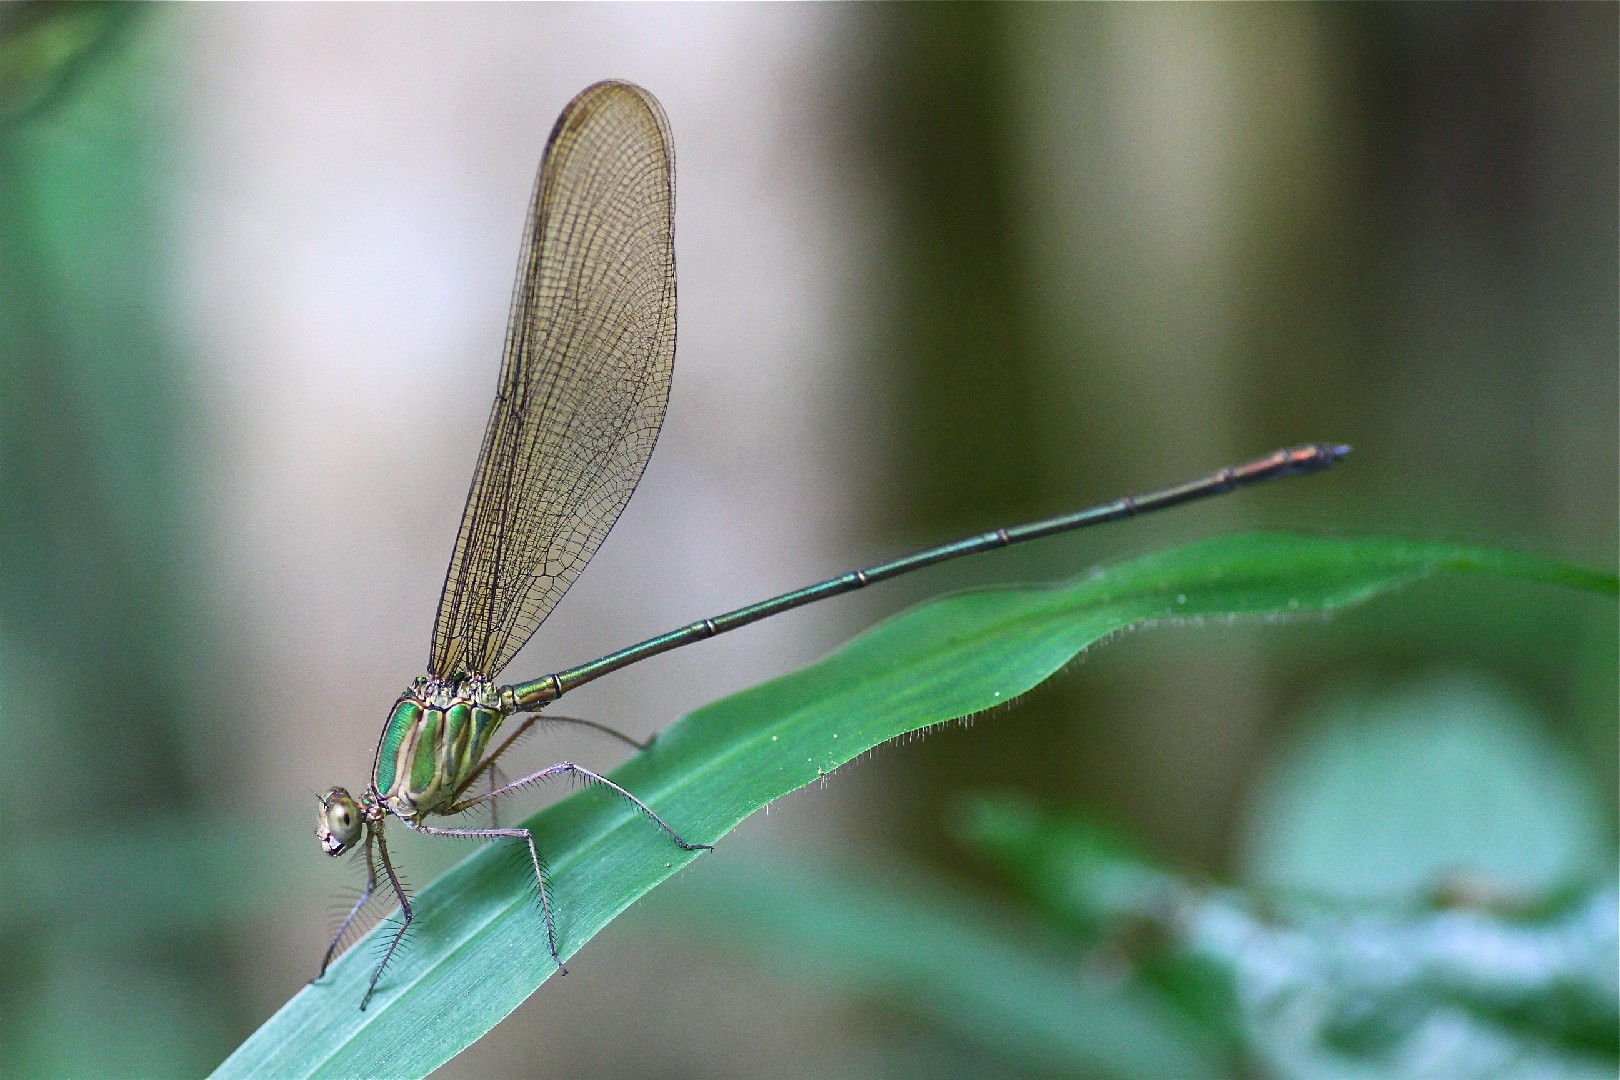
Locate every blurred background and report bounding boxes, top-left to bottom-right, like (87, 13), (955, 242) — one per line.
(1, 4), (1613, 1078)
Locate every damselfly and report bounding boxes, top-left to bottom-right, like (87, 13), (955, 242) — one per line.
(313, 79), (1347, 1009)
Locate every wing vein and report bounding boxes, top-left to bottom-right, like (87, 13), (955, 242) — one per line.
(429, 81), (677, 680)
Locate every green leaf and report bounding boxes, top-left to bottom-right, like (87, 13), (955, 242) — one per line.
(1221, 887), (1620, 1080)
(956, 794), (1244, 1050)
(641, 852), (1232, 1080)
(958, 797), (1620, 1079)
(211, 533), (1615, 1079)
(956, 794), (1183, 933)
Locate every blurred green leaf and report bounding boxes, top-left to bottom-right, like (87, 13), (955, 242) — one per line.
(1572, 603), (1620, 800)
(1200, 884), (1620, 1080)
(0, 7), (235, 1079)
(958, 795), (1242, 1050)
(0, 1), (136, 132)
(645, 852), (1231, 1080)
(963, 796), (1618, 1080)
(1241, 673), (1613, 901)
(211, 534), (1614, 1078)
(958, 796), (1182, 934)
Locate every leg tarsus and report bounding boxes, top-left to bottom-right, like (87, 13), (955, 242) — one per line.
(408, 819), (564, 971)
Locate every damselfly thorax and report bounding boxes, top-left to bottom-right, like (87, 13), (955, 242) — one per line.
(316, 677), (508, 871)
(317, 675), (518, 840)
(372, 677), (505, 819)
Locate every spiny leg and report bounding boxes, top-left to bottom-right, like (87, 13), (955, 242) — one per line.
(488, 761), (504, 829)
(425, 762), (711, 974)
(315, 827), (380, 981)
(455, 714), (537, 805)
(544, 714), (654, 752)
(360, 826), (414, 1011)
(460, 713), (653, 800)
(406, 818), (563, 975)
(451, 761), (712, 854)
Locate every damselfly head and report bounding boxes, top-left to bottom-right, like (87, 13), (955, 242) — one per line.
(316, 787), (363, 855)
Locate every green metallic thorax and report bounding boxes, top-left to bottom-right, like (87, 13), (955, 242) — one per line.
(373, 677), (506, 819)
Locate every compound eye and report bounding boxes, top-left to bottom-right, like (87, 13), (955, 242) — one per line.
(316, 788), (364, 855)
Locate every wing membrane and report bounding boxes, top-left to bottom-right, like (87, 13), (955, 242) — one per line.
(430, 81), (677, 680)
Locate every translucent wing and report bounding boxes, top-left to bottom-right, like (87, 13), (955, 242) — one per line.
(430, 81), (676, 680)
